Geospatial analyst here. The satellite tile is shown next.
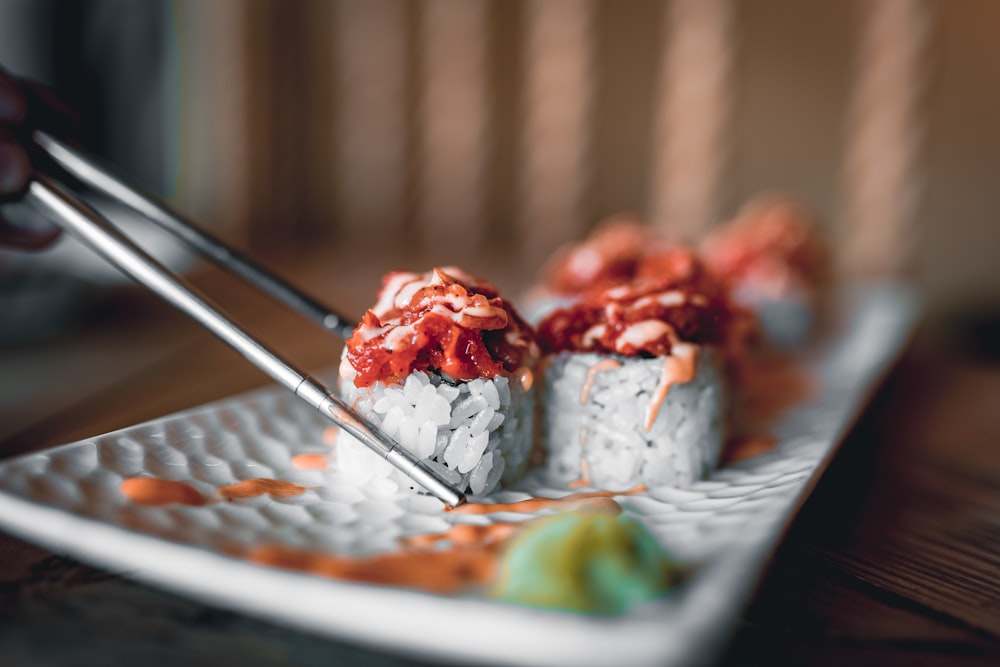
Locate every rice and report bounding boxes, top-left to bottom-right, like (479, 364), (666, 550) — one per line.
(337, 359), (534, 496)
(541, 348), (725, 489)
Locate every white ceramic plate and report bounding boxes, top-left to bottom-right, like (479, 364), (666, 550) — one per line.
(0, 284), (918, 667)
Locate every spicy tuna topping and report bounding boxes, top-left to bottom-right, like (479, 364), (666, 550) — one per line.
(542, 216), (672, 295)
(537, 248), (748, 358)
(700, 195), (830, 297)
(346, 267), (538, 387)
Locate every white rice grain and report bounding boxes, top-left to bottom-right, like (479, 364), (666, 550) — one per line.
(398, 416), (418, 450)
(467, 407), (495, 437)
(416, 422), (437, 458)
(444, 425), (471, 469)
(481, 381), (500, 410)
(458, 430), (490, 473)
(450, 395), (489, 426)
(391, 406), (413, 437)
(468, 454), (494, 495)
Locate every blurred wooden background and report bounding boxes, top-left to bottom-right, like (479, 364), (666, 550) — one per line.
(3, 0), (1000, 324)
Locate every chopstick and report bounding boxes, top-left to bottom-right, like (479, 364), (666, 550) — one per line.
(32, 131), (356, 341)
(22, 173), (465, 508)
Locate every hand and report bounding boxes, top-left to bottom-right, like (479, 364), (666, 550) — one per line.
(0, 67), (77, 250)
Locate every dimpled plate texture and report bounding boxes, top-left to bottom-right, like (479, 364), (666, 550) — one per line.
(0, 284), (918, 667)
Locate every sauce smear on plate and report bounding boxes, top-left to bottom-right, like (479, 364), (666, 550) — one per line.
(219, 478), (308, 500)
(248, 522), (518, 594)
(120, 477), (206, 507)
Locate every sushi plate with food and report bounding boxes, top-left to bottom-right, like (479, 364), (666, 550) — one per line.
(0, 202), (919, 667)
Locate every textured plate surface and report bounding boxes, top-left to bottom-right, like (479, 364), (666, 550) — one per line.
(0, 284), (918, 667)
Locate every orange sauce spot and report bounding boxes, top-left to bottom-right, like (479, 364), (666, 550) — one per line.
(720, 435), (778, 465)
(720, 352), (815, 464)
(518, 366), (534, 391)
(568, 454), (591, 489)
(120, 477), (206, 507)
(248, 522), (518, 595)
(219, 478), (308, 500)
(291, 453), (329, 470)
(738, 353), (815, 426)
(644, 344), (698, 431)
(449, 487), (644, 516)
(245, 485), (649, 594)
(322, 427), (340, 446)
(401, 522), (519, 549)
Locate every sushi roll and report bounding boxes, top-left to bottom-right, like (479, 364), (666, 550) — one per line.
(700, 195), (830, 346)
(523, 216), (667, 323)
(537, 248), (747, 490)
(337, 267), (539, 496)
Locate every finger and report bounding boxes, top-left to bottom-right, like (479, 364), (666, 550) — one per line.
(0, 131), (31, 198)
(0, 66), (78, 138)
(0, 70), (66, 250)
(0, 68), (28, 125)
(0, 214), (62, 250)
(0, 184), (63, 250)
(0, 155), (61, 250)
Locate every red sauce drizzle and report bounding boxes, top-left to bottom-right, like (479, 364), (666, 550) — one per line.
(568, 449), (592, 489)
(739, 353), (815, 423)
(247, 486), (644, 594)
(248, 522), (518, 595)
(580, 359), (622, 404)
(401, 522), (519, 549)
(218, 478), (308, 500)
(121, 476), (313, 505)
(721, 435), (779, 465)
(449, 486), (644, 516)
(291, 453), (329, 470)
(720, 352), (816, 463)
(120, 476), (653, 596)
(345, 267), (538, 388)
(120, 477), (206, 507)
(644, 344), (698, 431)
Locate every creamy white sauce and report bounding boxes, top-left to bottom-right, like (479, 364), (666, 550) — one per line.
(582, 324), (607, 346)
(359, 268), (520, 357)
(615, 320), (673, 352)
(566, 247), (603, 282)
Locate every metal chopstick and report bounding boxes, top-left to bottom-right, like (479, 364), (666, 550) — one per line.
(24, 174), (465, 508)
(32, 131), (355, 340)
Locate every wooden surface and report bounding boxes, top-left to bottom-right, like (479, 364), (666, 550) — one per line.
(721, 347), (1000, 666)
(1, 268), (998, 666)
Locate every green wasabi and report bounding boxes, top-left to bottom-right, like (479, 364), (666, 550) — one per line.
(491, 511), (686, 614)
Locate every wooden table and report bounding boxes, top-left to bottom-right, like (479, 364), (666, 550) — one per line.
(721, 344), (1000, 666)
(1, 263), (998, 666)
